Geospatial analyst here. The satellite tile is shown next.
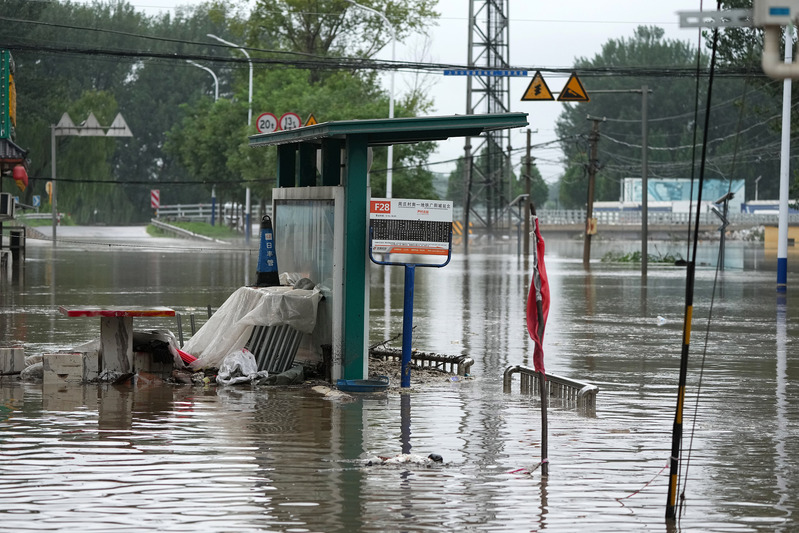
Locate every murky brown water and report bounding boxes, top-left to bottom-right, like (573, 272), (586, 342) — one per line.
(1, 235), (797, 532)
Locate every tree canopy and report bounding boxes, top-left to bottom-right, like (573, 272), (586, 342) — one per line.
(1, 0), (440, 224)
(555, 25), (791, 209)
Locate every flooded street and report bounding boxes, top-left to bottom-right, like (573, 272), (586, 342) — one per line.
(1, 234), (798, 532)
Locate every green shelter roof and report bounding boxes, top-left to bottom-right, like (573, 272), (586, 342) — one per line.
(249, 113), (529, 148)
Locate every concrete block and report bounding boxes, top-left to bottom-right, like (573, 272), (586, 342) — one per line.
(74, 339), (102, 377)
(43, 352), (91, 385)
(0, 347), (24, 375)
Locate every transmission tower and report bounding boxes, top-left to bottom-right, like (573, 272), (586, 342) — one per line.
(463, 0), (511, 244)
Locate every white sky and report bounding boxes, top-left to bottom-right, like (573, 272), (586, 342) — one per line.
(75, 0), (711, 183)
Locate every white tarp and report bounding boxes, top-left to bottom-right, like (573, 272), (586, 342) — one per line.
(183, 286), (322, 369)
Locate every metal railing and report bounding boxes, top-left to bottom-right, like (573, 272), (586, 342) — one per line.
(370, 348), (474, 376)
(536, 209), (799, 226)
(503, 364), (599, 410)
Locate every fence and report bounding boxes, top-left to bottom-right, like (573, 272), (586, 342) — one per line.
(503, 364), (599, 410)
(536, 209), (799, 227)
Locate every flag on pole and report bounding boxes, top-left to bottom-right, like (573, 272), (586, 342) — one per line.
(526, 216), (550, 373)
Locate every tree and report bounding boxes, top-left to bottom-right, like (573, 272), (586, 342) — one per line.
(445, 153), (548, 208)
(555, 25), (784, 208)
(248, 0), (437, 58)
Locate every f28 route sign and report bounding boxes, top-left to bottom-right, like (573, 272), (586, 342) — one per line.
(369, 198), (453, 256)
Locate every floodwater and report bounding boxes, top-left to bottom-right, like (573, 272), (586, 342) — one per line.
(1, 232), (798, 532)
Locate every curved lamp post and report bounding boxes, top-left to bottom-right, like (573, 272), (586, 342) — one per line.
(207, 34), (253, 242)
(186, 60), (219, 101)
(207, 34), (252, 125)
(346, 0), (396, 198)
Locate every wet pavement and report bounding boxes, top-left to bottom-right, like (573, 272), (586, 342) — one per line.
(1, 231), (797, 532)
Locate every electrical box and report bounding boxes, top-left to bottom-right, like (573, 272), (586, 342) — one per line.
(0, 192), (14, 220)
(754, 0), (799, 26)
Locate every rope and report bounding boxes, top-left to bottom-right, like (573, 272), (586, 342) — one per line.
(616, 462), (669, 505)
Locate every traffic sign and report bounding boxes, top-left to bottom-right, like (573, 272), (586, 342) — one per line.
(32, 195), (41, 208)
(279, 112), (302, 131)
(256, 112), (278, 134)
(150, 189), (160, 209)
(304, 113), (318, 126)
(557, 72), (590, 102)
(521, 71), (555, 101)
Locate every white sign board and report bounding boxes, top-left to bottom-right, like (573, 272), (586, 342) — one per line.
(279, 112), (301, 131)
(369, 198), (453, 256)
(256, 112), (278, 134)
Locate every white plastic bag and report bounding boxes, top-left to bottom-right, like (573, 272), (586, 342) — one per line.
(216, 348), (268, 386)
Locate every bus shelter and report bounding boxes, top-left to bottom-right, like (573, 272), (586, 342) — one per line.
(249, 113), (528, 380)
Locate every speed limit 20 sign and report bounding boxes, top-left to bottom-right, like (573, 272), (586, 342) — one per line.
(256, 112), (278, 134)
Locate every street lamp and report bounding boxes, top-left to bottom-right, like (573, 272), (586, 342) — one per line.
(186, 60), (219, 101)
(346, 0), (396, 198)
(207, 33), (253, 242)
(207, 34), (252, 125)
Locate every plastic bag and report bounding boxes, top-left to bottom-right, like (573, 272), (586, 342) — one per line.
(216, 348), (268, 386)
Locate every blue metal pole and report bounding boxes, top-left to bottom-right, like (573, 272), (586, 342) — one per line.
(401, 265), (416, 388)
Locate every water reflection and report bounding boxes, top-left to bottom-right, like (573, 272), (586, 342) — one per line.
(1, 238), (798, 531)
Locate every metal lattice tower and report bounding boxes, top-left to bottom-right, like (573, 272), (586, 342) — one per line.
(463, 0), (511, 240)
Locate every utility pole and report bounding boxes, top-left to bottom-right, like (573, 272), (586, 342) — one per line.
(641, 85), (649, 277)
(524, 129), (532, 256)
(583, 117), (602, 268)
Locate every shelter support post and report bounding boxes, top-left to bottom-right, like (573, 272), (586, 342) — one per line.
(277, 145), (297, 188)
(342, 134), (369, 379)
(321, 139), (343, 186)
(298, 143), (317, 187)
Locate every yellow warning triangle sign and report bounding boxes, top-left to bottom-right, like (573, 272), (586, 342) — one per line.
(557, 72), (590, 102)
(521, 71), (555, 101)
(304, 113), (318, 126)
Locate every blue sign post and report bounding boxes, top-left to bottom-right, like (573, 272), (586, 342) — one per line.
(369, 199), (453, 388)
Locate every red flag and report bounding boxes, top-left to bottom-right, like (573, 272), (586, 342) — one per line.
(526, 217), (550, 373)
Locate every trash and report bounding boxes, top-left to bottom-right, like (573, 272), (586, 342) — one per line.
(20, 362), (43, 381)
(260, 364), (304, 386)
(216, 348), (268, 386)
(656, 316), (667, 326)
(364, 453), (444, 467)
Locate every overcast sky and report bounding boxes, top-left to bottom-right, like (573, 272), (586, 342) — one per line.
(78, 0), (712, 183)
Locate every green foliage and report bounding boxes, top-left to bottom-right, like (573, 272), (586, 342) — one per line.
(3, 0), (440, 223)
(147, 220), (238, 239)
(248, 0), (437, 57)
(445, 153), (549, 208)
(555, 25), (784, 209)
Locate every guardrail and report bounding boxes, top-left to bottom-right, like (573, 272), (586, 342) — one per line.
(156, 204), (215, 221)
(503, 364), (599, 410)
(149, 219), (228, 244)
(536, 209), (799, 226)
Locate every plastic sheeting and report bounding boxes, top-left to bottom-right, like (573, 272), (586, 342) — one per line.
(184, 286), (322, 369)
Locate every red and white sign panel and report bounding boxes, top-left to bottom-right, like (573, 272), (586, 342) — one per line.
(256, 112), (278, 134)
(279, 112), (302, 131)
(369, 198), (453, 256)
(150, 189), (160, 209)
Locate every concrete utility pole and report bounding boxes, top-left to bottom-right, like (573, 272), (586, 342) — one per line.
(583, 117), (602, 268)
(641, 85), (649, 277)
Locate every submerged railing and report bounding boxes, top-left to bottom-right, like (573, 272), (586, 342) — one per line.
(503, 364), (599, 410)
(371, 348), (474, 376)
